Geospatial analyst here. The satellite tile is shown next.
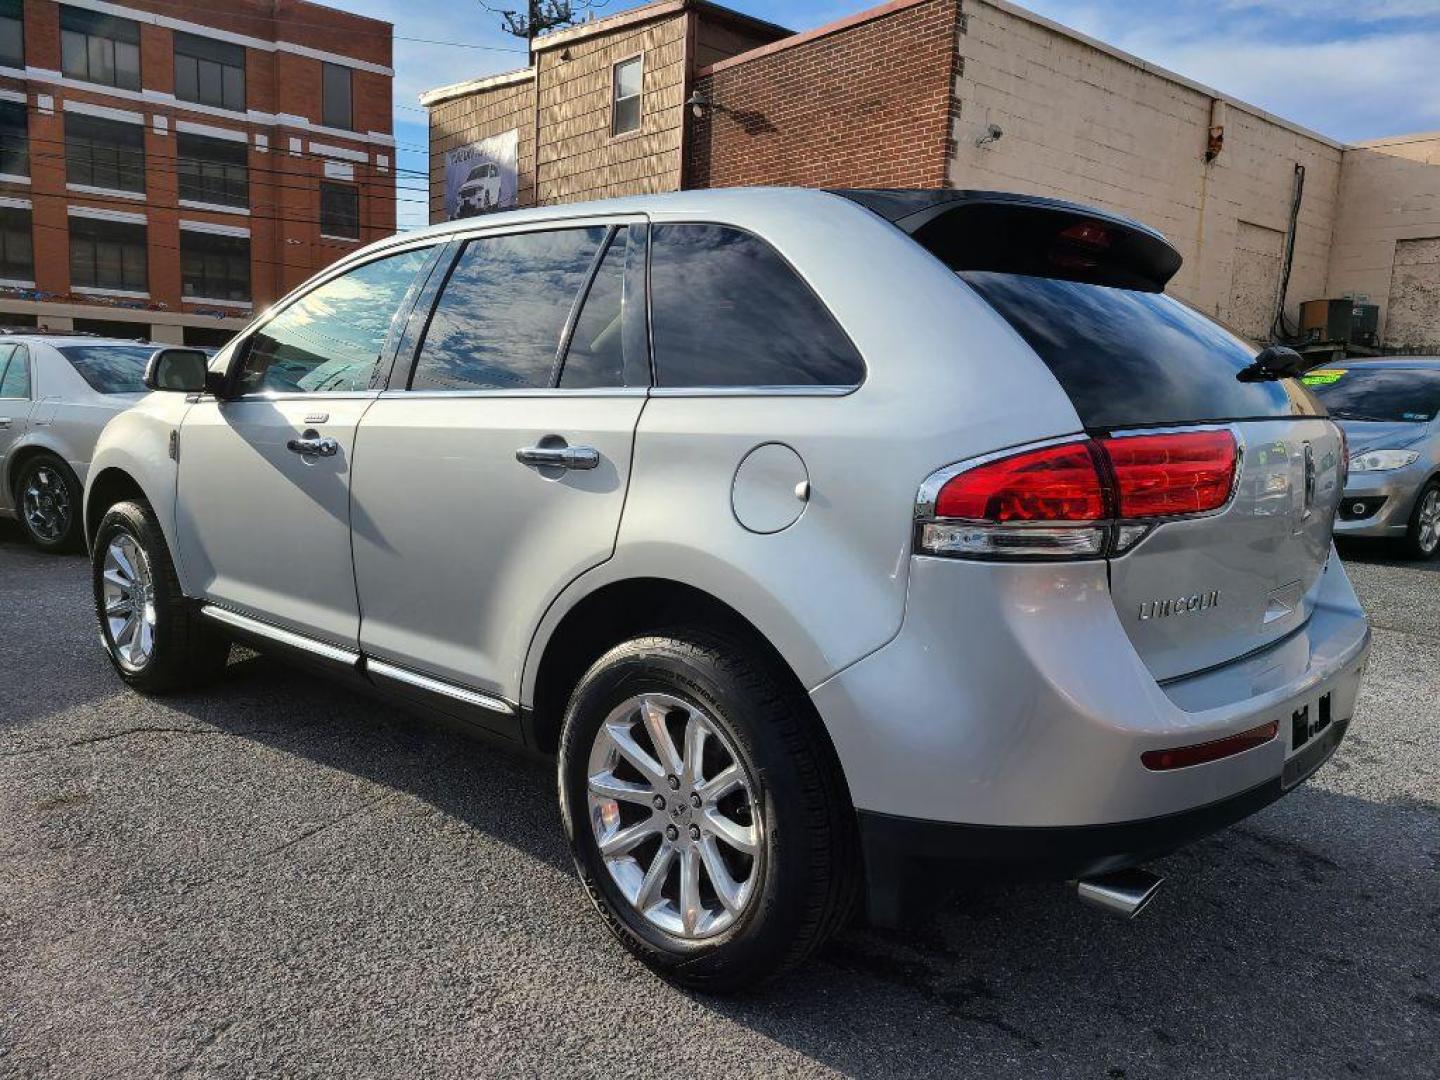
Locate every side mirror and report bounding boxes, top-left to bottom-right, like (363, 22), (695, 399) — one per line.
(143, 347), (210, 393)
(1237, 345), (1317, 383)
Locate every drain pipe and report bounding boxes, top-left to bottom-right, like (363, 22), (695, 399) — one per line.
(1075, 868), (1165, 919)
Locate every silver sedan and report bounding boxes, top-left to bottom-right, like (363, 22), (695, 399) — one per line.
(0, 335), (159, 551)
(1304, 357), (1440, 558)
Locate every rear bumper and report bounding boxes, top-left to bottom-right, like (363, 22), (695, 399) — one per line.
(811, 546), (1370, 922)
(857, 716), (1350, 925)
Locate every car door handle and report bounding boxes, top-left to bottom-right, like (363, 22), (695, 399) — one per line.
(0, 418), (11, 427)
(515, 444), (600, 471)
(286, 435), (339, 457)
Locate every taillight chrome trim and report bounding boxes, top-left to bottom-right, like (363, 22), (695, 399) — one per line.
(914, 424), (1244, 561)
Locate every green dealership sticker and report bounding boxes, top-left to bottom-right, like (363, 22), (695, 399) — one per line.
(1302, 369), (1346, 385)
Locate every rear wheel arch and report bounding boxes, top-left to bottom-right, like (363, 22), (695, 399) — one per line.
(6, 443), (71, 501)
(526, 578), (848, 786)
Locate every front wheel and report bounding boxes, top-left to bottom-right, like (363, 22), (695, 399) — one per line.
(1403, 480), (1440, 560)
(558, 629), (858, 992)
(16, 453), (82, 552)
(92, 499), (229, 693)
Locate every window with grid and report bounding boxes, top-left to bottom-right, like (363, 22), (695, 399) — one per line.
(0, 205), (32, 282)
(611, 56), (642, 136)
(322, 62), (352, 130)
(65, 113), (145, 193)
(0, 0), (24, 69)
(177, 132), (248, 209)
(174, 32), (246, 112)
(70, 216), (147, 292)
(181, 230), (250, 301)
(60, 5), (141, 90)
(319, 182), (359, 239)
(0, 99), (26, 178)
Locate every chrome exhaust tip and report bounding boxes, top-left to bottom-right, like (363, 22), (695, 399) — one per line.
(1074, 868), (1165, 919)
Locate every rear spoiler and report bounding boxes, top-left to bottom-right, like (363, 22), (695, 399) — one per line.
(831, 189), (1183, 293)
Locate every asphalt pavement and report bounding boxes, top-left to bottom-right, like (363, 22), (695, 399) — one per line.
(1, 520), (1437, 1079)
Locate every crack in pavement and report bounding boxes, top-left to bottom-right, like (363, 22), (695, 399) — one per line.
(0, 725), (307, 759)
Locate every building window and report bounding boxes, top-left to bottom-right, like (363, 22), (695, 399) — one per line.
(322, 62), (352, 130)
(0, 0), (24, 69)
(174, 32), (246, 112)
(611, 56), (642, 136)
(181, 230), (250, 301)
(70, 216), (148, 292)
(0, 99), (26, 178)
(60, 5), (141, 91)
(319, 181), (359, 239)
(177, 132), (248, 209)
(0, 205), (32, 282)
(65, 114), (145, 193)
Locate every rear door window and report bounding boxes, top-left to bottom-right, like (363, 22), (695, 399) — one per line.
(649, 223), (863, 388)
(558, 227), (628, 389)
(411, 227), (607, 391)
(960, 272), (1320, 429)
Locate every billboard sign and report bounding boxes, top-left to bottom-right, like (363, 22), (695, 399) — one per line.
(443, 128), (519, 220)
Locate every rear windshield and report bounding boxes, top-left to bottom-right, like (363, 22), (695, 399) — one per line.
(960, 272), (1320, 429)
(58, 345), (153, 394)
(1301, 366), (1440, 423)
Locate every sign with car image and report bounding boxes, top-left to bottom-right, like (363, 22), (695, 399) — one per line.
(443, 128), (519, 220)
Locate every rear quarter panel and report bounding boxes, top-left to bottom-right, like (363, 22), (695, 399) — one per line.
(522, 191), (1086, 703)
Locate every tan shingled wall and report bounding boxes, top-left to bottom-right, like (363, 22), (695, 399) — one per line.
(534, 14), (689, 205)
(427, 76), (537, 224)
(953, 0), (1343, 331)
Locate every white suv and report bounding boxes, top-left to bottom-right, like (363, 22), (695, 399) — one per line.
(84, 188), (1370, 990)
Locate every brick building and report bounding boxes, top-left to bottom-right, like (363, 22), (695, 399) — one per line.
(424, 0), (1440, 352)
(0, 0), (395, 344)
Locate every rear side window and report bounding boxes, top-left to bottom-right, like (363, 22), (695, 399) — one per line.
(0, 343), (26, 397)
(650, 224), (863, 388)
(960, 272), (1319, 429)
(559, 227), (627, 389)
(58, 344), (151, 394)
(412, 227), (606, 391)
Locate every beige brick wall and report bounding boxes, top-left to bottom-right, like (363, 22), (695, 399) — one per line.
(534, 13), (689, 205)
(952, 0), (1343, 333)
(1327, 133), (1440, 351)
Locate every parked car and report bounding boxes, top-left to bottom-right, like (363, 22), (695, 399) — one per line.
(1, 335), (159, 551)
(83, 188), (1371, 991)
(454, 161), (503, 218)
(1301, 358), (1440, 558)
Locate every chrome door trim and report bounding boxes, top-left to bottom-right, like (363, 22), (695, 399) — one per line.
(648, 385), (858, 398)
(200, 605), (361, 665)
(365, 658), (516, 715)
(375, 387), (648, 400)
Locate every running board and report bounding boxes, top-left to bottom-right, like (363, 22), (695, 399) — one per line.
(365, 658), (514, 715)
(201, 605), (361, 666)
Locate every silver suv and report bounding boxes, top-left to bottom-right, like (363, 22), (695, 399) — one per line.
(84, 188), (1371, 990)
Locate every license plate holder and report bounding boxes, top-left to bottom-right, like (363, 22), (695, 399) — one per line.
(1282, 715), (1349, 790)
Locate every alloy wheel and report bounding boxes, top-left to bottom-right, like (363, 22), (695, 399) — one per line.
(101, 532), (157, 669)
(586, 692), (763, 940)
(21, 466), (71, 543)
(1419, 489), (1440, 554)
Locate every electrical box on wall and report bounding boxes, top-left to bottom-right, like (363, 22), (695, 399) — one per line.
(1299, 299), (1380, 347)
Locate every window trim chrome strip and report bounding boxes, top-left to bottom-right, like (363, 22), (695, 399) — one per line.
(200, 605), (360, 665)
(365, 659), (515, 716)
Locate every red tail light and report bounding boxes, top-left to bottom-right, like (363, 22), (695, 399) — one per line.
(919, 428), (1239, 560)
(935, 441), (1108, 522)
(1099, 430), (1237, 518)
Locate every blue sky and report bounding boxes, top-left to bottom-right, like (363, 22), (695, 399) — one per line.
(345, 0), (1440, 230)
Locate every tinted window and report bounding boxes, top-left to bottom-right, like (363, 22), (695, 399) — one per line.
(174, 32), (245, 112)
(0, 343), (26, 397)
(0, 99), (26, 178)
(559, 228), (627, 389)
(0, 204), (32, 281)
(65, 113), (145, 193)
(0, 0), (23, 68)
(1303, 366), (1440, 424)
(181, 230), (250, 301)
(177, 132), (248, 209)
(322, 62), (352, 130)
(60, 5), (140, 90)
(58, 344), (152, 393)
(960, 273), (1319, 429)
(650, 224), (864, 388)
(412, 228), (606, 391)
(70, 216), (147, 292)
(320, 182), (359, 239)
(235, 247), (430, 395)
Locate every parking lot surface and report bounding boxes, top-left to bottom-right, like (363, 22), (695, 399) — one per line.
(2, 521), (1437, 1079)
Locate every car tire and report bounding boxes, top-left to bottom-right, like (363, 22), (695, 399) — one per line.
(92, 499), (230, 693)
(558, 628), (858, 992)
(1402, 479), (1440, 560)
(15, 453), (83, 552)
